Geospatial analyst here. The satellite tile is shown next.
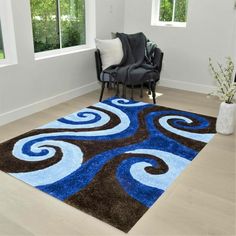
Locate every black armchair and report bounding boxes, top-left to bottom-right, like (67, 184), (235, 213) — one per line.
(95, 45), (164, 104)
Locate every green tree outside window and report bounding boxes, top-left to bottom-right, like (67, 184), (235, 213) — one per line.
(159, 0), (173, 22)
(174, 0), (188, 22)
(60, 0), (86, 48)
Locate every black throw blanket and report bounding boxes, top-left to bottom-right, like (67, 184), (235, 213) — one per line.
(104, 32), (161, 86)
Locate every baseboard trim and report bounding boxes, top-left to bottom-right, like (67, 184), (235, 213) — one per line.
(0, 81), (100, 127)
(159, 78), (215, 94)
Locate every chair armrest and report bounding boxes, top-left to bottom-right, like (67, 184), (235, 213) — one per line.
(95, 49), (103, 81)
(152, 48), (164, 73)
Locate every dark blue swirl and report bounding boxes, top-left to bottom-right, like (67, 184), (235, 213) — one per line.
(58, 112), (101, 125)
(171, 112), (210, 130)
(144, 110), (198, 161)
(116, 157), (164, 207)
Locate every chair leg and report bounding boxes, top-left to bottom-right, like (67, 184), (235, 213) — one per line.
(115, 82), (119, 96)
(151, 82), (156, 104)
(99, 82), (106, 102)
(122, 84), (126, 98)
(131, 83), (134, 100)
(107, 82), (112, 89)
(148, 81), (152, 95)
(140, 83), (143, 98)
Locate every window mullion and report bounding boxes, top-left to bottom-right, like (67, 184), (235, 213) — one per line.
(157, 0), (161, 23)
(56, 0), (62, 49)
(172, 0), (176, 23)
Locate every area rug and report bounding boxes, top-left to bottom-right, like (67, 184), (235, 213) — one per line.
(0, 97), (216, 232)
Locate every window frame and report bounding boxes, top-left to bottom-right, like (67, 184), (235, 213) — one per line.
(0, 19), (6, 63)
(0, 0), (17, 67)
(151, 0), (188, 28)
(33, 0), (96, 60)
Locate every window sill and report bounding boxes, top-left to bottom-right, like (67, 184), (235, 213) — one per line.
(151, 22), (187, 28)
(35, 45), (96, 61)
(0, 60), (17, 68)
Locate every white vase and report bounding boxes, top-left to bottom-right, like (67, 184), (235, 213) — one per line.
(216, 102), (236, 135)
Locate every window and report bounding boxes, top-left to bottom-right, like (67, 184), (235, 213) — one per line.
(0, 21), (5, 60)
(30, 0), (87, 54)
(152, 0), (188, 27)
(0, 0), (17, 66)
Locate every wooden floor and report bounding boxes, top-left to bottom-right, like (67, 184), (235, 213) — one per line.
(0, 87), (235, 236)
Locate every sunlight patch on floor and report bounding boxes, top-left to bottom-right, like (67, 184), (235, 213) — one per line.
(148, 92), (163, 100)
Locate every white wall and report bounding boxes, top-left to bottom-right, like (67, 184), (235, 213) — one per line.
(96, 0), (125, 39)
(124, 0), (236, 93)
(0, 0), (125, 126)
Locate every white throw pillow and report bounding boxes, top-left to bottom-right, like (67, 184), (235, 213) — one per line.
(95, 38), (123, 70)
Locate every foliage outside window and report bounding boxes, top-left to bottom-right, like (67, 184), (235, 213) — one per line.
(152, 0), (188, 26)
(0, 20), (5, 60)
(30, 0), (86, 53)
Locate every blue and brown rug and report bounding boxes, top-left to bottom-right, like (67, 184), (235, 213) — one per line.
(0, 97), (216, 232)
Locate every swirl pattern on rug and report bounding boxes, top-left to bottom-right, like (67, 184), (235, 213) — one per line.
(0, 97), (216, 232)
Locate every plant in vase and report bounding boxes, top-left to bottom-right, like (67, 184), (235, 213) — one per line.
(209, 57), (236, 135)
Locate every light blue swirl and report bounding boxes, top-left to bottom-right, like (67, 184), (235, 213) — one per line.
(10, 140), (83, 186)
(127, 149), (190, 190)
(38, 108), (110, 130)
(111, 98), (147, 107)
(159, 115), (215, 143)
